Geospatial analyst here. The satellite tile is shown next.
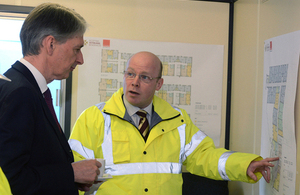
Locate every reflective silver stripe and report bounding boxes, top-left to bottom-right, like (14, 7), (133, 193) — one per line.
(178, 124), (186, 164)
(173, 107), (186, 164)
(96, 103), (114, 166)
(182, 130), (207, 162)
(218, 151), (235, 180)
(68, 139), (95, 159)
(172, 106), (207, 163)
(106, 162), (182, 176)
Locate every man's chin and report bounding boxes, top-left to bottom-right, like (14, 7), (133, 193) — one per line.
(62, 72), (71, 80)
(127, 98), (140, 107)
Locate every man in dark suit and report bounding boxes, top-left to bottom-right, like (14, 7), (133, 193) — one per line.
(0, 3), (101, 194)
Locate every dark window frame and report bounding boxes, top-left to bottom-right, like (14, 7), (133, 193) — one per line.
(195, 0), (237, 149)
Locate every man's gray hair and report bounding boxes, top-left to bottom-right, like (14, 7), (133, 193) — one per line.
(20, 3), (87, 56)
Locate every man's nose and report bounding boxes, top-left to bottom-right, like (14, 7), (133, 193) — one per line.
(76, 50), (84, 65)
(131, 75), (140, 86)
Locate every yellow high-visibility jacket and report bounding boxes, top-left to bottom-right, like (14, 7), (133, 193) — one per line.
(69, 88), (262, 195)
(0, 167), (11, 195)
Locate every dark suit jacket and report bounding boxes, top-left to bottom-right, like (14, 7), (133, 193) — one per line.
(0, 61), (78, 194)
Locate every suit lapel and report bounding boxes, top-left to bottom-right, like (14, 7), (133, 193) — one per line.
(12, 62), (73, 160)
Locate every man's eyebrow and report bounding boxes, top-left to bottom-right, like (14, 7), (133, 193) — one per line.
(126, 68), (134, 71)
(74, 45), (83, 49)
(126, 68), (151, 75)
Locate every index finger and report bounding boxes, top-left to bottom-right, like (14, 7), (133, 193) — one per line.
(264, 157), (279, 162)
(95, 160), (102, 168)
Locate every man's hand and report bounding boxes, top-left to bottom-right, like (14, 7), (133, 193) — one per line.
(247, 157), (279, 183)
(76, 183), (93, 192)
(72, 159), (102, 191)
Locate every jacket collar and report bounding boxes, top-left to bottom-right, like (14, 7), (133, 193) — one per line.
(12, 61), (41, 93)
(103, 87), (181, 121)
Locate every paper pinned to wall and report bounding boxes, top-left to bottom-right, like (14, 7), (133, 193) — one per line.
(260, 31), (299, 195)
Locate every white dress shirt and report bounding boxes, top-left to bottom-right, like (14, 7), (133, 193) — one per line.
(19, 58), (48, 94)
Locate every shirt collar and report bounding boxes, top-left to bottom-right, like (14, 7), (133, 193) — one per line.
(123, 95), (153, 117)
(19, 58), (48, 93)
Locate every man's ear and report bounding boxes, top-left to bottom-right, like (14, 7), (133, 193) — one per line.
(43, 35), (55, 55)
(155, 78), (164, 91)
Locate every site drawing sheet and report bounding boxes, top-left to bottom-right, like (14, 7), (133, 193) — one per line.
(260, 31), (299, 195)
(77, 37), (224, 146)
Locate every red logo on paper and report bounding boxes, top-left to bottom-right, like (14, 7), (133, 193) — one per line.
(103, 39), (110, 47)
(270, 41), (272, 52)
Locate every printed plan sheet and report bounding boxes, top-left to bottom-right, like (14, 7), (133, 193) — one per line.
(260, 31), (299, 195)
(77, 38), (224, 146)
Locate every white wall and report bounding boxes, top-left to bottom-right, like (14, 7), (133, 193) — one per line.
(231, 0), (300, 194)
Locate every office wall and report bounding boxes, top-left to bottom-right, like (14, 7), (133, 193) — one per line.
(231, 0), (300, 194)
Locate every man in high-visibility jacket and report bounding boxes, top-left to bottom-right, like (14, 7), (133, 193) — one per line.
(69, 51), (279, 195)
(0, 168), (11, 195)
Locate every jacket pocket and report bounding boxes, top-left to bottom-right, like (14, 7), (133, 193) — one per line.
(111, 129), (130, 163)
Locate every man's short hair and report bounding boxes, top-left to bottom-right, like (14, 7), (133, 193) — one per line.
(20, 3), (87, 56)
